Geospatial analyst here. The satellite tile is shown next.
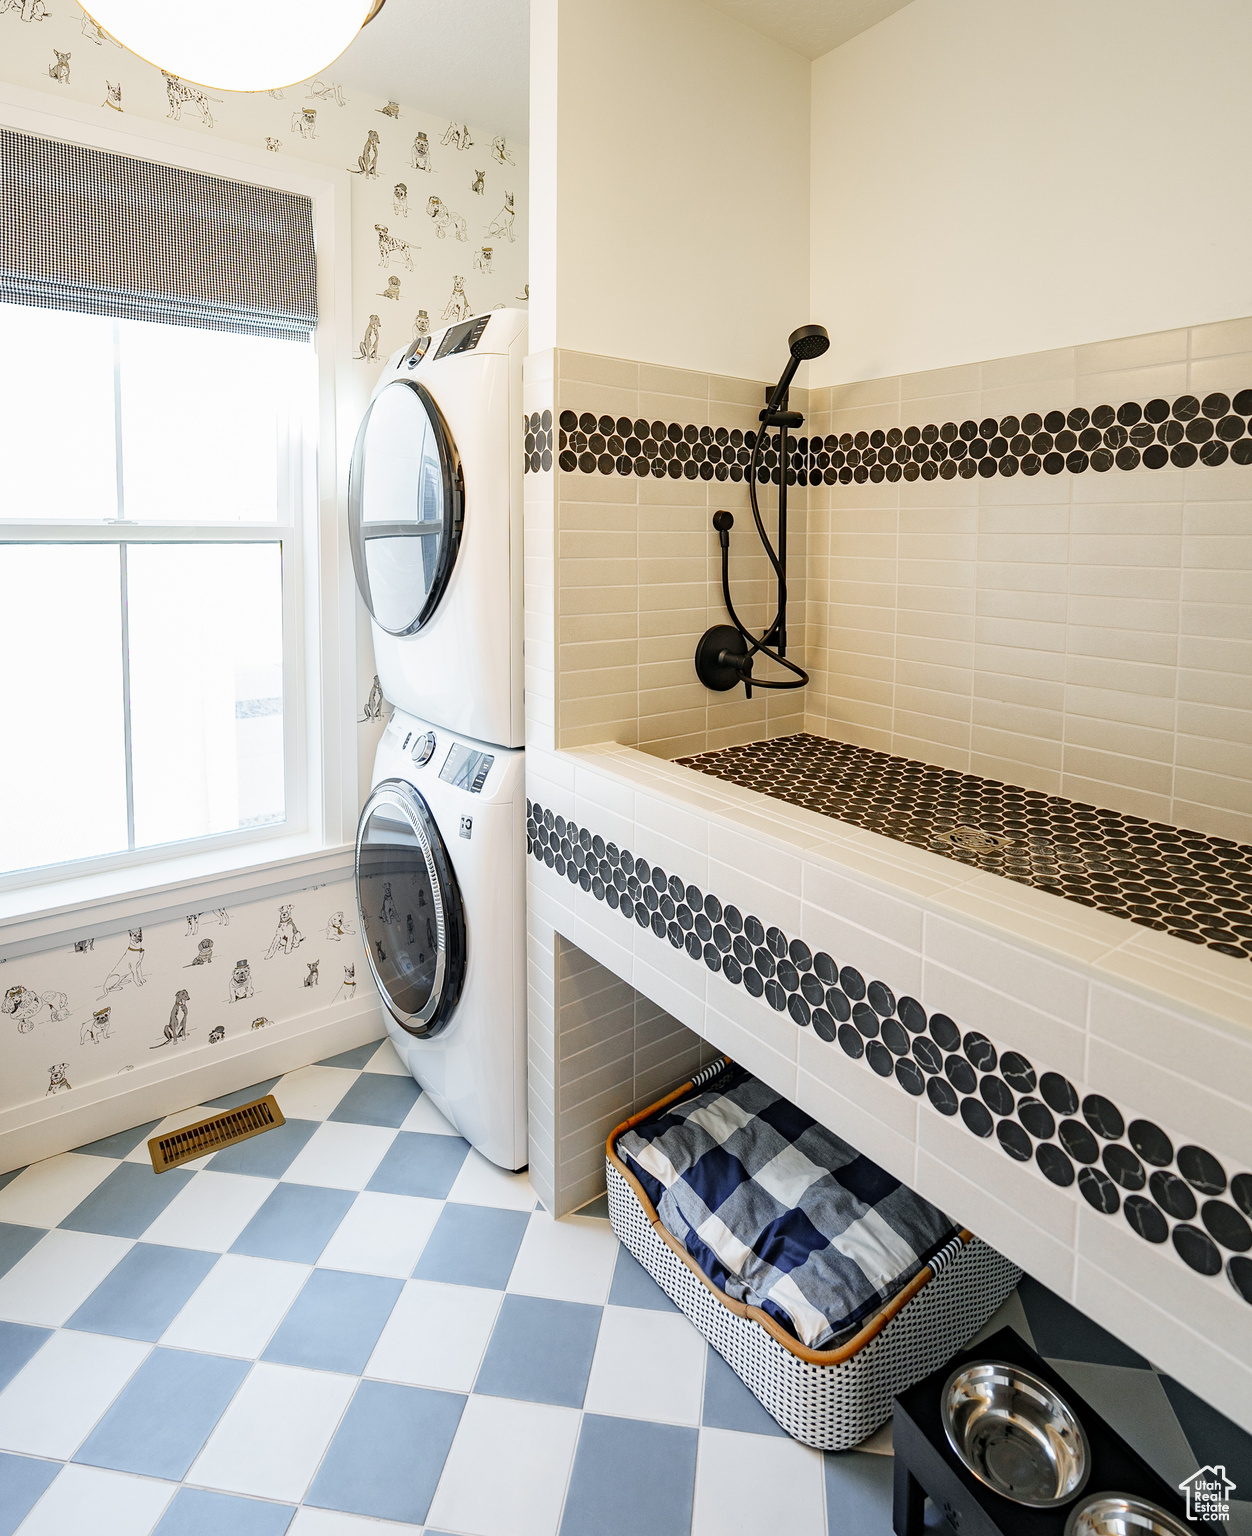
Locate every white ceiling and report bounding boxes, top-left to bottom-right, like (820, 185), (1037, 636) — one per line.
(332, 0), (914, 144)
(700, 0), (915, 58)
(334, 0), (531, 143)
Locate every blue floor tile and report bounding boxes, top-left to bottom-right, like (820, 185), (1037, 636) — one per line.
(575, 1193), (610, 1220)
(560, 1414), (697, 1536)
(154, 1487), (295, 1536)
(0, 1451), (60, 1536)
(318, 1042), (381, 1070)
(73, 1120), (161, 1159)
(475, 1294), (601, 1408)
(205, 1117), (319, 1178)
(0, 1321), (52, 1393)
(306, 1379), (465, 1523)
(1160, 1371), (1252, 1487)
(66, 1243), (217, 1341)
(607, 1243), (679, 1312)
(59, 1163), (195, 1239)
(411, 1203), (529, 1289)
(0, 1169), (26, 1196)
(0, 1224), (44, 1282)
(74, 1346), (249, 1480)
(366, 1131), (471, 1199)
(1017, 1274), (1148, 1369)
(202, 1078), (281, 1113)
(329, 1073), (421, 1129)
(823, 1450), (897, 1536)
(229, 1183), (355, 1264)
(701, 1344), (786, 1436)
(262, 1269), (403, 1375)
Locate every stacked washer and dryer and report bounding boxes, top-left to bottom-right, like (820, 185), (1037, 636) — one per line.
(347, 309), (528, 1170)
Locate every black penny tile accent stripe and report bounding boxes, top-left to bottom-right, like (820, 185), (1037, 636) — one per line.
(675, 735), (1252, 965)
(533, 388), (1252, 483)
(522, 410), (555, 474)
(525, 795), (1252, 1306)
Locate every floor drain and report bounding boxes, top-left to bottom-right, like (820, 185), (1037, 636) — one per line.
(937, 826), (1017, 854)
(148, 1094), (285, 1173)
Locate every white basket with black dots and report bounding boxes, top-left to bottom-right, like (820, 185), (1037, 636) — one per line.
(605, 1063), (1022, 1452)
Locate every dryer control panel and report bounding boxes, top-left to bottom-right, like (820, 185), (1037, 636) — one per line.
(439, 742), (494, 793)
(434, 313), (491, 360)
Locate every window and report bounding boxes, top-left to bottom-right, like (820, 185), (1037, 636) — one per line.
(0, 305), (317, 880)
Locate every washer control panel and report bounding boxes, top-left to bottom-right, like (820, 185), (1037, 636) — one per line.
(439, 742), (494, 793)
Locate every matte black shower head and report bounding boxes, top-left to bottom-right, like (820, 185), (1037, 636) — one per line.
(788, 323), (830, 362)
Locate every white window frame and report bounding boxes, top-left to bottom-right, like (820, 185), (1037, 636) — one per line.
(0, 82), (365, 959)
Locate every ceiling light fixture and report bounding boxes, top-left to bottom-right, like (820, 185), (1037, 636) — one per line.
(81, 0), (387, 95)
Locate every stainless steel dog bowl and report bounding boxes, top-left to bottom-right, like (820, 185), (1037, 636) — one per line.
(942, 1361), (1091, 1507)
(1065, 1493), (1194, 1536)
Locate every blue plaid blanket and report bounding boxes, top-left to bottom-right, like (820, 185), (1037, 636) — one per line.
(617, 1063), (960, 1349)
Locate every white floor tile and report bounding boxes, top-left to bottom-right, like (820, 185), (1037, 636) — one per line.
(447, 1149), (537, 1211)
(691, 1426), (826, 1536)
(280, 1122), (397, 1191)
(0, 1230), (132, 1327)
(399, 1093), (460, 1136)
(288, 1508), (422, 1535)
(270, 1065), (357, 1122)
(187, 1361), (356, 1502)
(507, 1211), (620, 1306)
(0, 1329), (149, 1458)
(363, 1039), (411, 1076)
(0, 1152), (118, 1228)
(365, 1279), (502, 1392)
(14, 1464), (175, 1536)
(316, 1192), (442, 1278)
(425, 1394), (580, 1536)
(139, 1171), (277, 1251)
(161, 1254), (310, 1359)
(123, 1107), (215, 1170)
(583, 1305), (706, 1426)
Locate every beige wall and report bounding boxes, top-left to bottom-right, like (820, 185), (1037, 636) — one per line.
(803, 317), (1252, 845)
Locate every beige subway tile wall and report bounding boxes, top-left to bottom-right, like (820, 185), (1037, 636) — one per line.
(804, 318), (1252, 846)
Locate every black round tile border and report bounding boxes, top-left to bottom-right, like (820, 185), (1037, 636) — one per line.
(525, 388), (1252, 481)
(525, 794), (1252, 1308)
(675, 734), (1252, 965)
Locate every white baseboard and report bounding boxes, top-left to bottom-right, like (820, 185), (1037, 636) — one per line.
(0, 999), (388, 1174)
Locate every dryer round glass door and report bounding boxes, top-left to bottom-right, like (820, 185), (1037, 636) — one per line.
(348, 379), (464, 635)
(355, 779), (467, 1036)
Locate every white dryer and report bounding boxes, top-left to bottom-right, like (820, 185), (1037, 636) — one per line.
(356, 707), (527, 1169)
(348, 308), (527, 748)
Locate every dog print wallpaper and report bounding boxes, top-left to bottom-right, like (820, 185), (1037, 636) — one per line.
(0, 881), (370, 1115)
(0, 0), (529, 378)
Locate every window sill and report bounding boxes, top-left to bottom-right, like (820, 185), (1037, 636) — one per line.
(0, 834), (357, 961)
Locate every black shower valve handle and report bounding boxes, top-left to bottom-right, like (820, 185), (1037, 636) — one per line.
(712, 509), (734, 548)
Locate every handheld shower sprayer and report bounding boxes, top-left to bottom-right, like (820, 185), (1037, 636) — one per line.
(695, 323), (831, 699)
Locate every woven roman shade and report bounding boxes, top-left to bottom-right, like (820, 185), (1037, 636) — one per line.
(0, 127), (317, 341)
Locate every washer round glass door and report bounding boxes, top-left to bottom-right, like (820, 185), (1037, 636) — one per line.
(355, 779), (466, 1036)
(348, 379), (464, 636)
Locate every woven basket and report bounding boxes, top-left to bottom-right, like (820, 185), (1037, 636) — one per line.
(606, 1061), (1022, 1450)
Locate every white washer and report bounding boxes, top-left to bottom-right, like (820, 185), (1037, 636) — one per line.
(356, 708), (526, 1170)
(348, 308), (527, 747)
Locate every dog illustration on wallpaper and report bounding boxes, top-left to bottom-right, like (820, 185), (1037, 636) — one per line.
(349, 130), (380, 179)
(3, 984), (70, 1034)
(304, 960), (320, 987)
(186, 909), (229, 937)
(151, 990), (190, 1048)
(251, 1016), (272, 1030)
(103, 81), (123, 112)
(474, 246), (493, 274)
(378, 100), (400, 119)
(73, 938), (94, 953)
(265, 137), (281, 152)
(470, 168), (485, 196)
(485, 192), (516, 242)
(375, 225), (415, 271)
(426, 196), (467, 241)
(163, 73), (218, 126)
(392, 184), (410, 218)
(441, 121), (472, 150)
(82, 13), (121, 44)
(0, 0), (51, 22)
(46, 1063), (71, 1096)
(441, 277), (471, 323)
(412, 310), (430, 338)
(81, 1007), (112, 1045)
(265, 905), (305, 959)
(356, 315), (382, 362)
(379, 278), (401, 303)
(101, 930), (146, 995)
(46, 49), (70, 84)
(335, 964), (357, 1002)
(517, 284), (529, 302)
(208, 1025), (225, 1043)
(227, 959), (254, 1003)
(410, 133), (432, 173)
(186, 939), (214, 967)
(491, 136), (514, 166)
(325, 911), (355, 942)
(306, 78), (346, 106)
(291, 107), (317, 140)
(360, 674), (386, 721)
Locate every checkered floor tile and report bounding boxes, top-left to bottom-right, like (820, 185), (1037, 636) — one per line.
(0, 1038), (1248, 1536)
